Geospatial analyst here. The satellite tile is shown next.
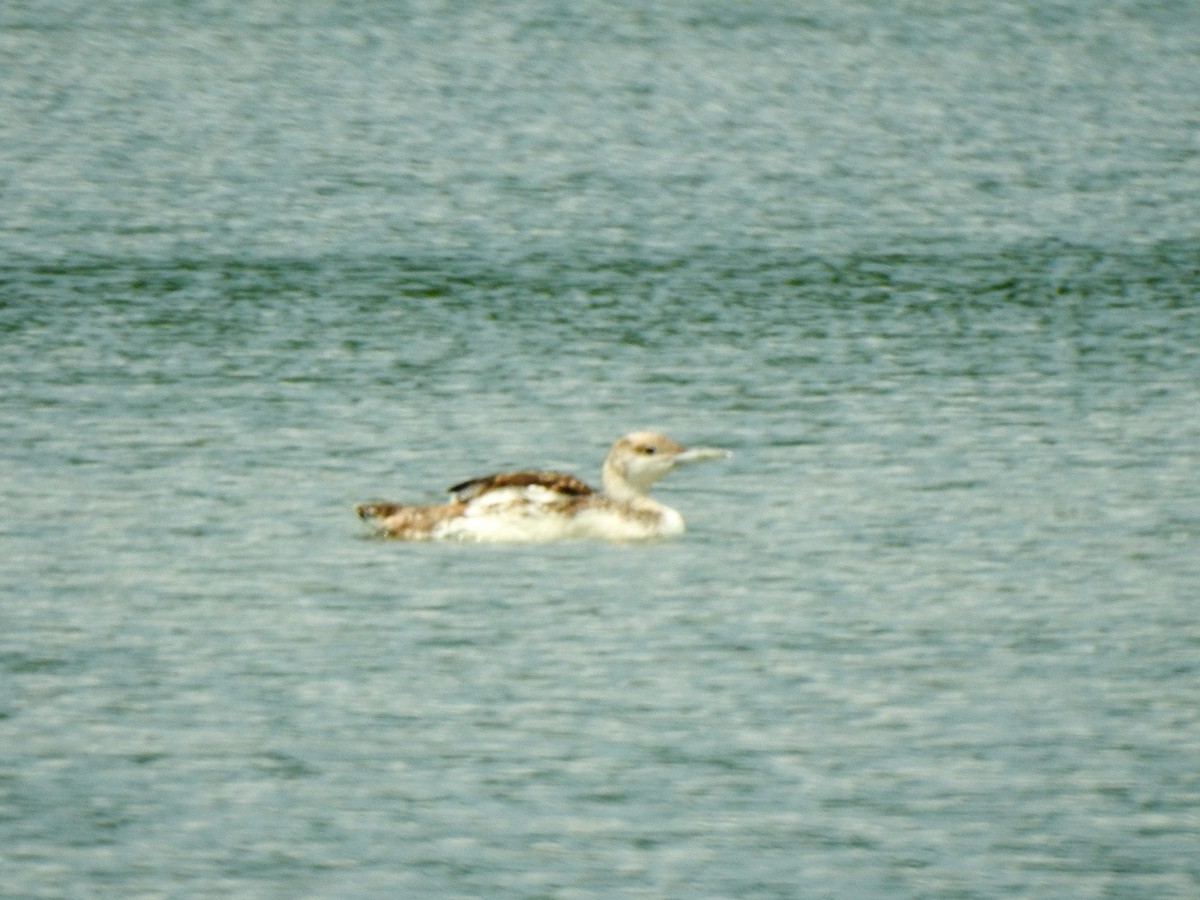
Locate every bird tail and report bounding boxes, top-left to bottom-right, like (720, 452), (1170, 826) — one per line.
(355, 501), (404, 521)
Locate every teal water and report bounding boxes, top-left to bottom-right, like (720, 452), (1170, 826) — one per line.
(3, 2), (1200, 897)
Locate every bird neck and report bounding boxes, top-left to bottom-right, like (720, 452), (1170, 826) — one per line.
(601, 461), (649, 502)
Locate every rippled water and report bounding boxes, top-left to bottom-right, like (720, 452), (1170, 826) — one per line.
(3, 2), (1200, 897)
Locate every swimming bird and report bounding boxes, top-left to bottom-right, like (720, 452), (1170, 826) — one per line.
(355, 431), (730, 542)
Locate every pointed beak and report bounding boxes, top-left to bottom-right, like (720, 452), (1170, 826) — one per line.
(673, 446), (732, 464)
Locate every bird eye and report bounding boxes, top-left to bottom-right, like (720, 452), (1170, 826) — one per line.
(640, 445), (657, 454)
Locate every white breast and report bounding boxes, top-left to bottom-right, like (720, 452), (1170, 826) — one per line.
(568, 503), (684, 541)
(431, 487), (685, 543)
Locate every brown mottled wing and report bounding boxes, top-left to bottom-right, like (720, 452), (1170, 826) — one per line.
(447, 470), (595, 502)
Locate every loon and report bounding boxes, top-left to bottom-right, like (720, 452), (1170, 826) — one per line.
(355, 431), (730, 542)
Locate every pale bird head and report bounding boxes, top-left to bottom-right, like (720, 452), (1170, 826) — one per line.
(602, 430), (731, 499)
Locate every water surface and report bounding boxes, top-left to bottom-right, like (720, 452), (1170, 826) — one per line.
(3, 2), (1199, 897)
